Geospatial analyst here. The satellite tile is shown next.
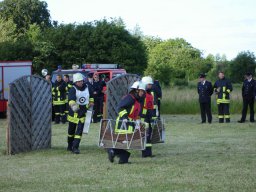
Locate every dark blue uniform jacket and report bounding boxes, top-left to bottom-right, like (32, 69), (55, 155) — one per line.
(197, 80), (213, 103)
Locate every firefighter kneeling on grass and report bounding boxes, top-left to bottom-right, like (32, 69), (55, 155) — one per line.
(67, 73), (94, 154)
(107, 81), (146, 164)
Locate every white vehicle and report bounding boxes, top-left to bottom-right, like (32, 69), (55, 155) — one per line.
(0, 61), (32, 117)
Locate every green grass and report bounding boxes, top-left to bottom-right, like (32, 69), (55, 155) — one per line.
(161, 86), (244, 114)
(1, 115), (256, 192)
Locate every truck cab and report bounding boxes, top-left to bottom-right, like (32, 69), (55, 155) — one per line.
(0, 61), (32, 117)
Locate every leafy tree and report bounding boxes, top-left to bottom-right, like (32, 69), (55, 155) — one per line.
(0, 0), (52, 34)
(207, 54), (231, 81)
(142, 36), (162, 54)
(0, 37), (33, 60)
(0, 18), (17, 43)
(26, 24), (56, 72)
(46, 19), (147, 74)
(145, 38), (211, 85)
(229, 51), (256, 82)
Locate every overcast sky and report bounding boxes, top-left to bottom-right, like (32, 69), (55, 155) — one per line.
(44, 0), (256, 60)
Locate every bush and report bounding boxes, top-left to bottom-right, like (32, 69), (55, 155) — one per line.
(161, 86), (243, 114)
(173, 78), (188, 86)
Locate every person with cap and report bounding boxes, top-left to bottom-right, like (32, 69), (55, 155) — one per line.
(107, 81), (146, 164)
(140, 76), (155, 157)
(52, 74), (67, 124)
(197, 73), (213, 123)
(238, 72), (256, 123)
(67, 73), (94, 154)
(213, 71), (233, 123)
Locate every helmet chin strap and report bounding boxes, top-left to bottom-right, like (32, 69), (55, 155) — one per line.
(134, 92), (140, 100)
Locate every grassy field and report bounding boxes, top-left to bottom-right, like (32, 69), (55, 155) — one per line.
(161, 85), (244, 114)
(0, 115), (256, 192)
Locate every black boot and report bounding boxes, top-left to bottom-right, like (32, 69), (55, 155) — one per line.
(219, 118), (224, 123)
(119, 151), (130, 164)
(72, 138), (81, 154)
(72, 147), (80, 154)
(142, 147), (153, 158)
(61, 114), (66, 124)
(55, 115), (60, 124)
(107, 149), (115, 163)
(67, 137), (74, 151)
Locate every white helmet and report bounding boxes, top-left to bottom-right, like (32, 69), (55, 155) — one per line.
(41, 69), (48, 77)
(138, 82), (146, 91)
(73, 73), (84, 83)
(130, 81), (140, 89)
(141, 76), (153, 85)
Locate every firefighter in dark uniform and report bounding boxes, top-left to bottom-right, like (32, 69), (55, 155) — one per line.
(52, 75), (67, 124)
(92, 73), (103, 123)
(153, 80), (162, 118)
(141, 76), (155, 157)
(67, 73), (94, 154)
(85, 73), (96, 121)
(213, 71), (233, 123)
(238, 72), (256, 123)
(107, 81), (146, 164)
(45, 74), (55, 121)
(85, 72), (94, 94)
(64, 74), (73, 117)
(197, 73), (213, 123)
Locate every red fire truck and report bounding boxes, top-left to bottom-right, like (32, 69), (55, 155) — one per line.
(50, 63), (126, 83)
(0, 61), (32, 117)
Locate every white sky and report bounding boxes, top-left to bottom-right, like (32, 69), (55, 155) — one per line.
(44, 0), (256, 60)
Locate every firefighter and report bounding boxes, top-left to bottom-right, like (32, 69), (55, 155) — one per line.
(52, 75), (67, 124)
(238, 72), (256, 123)
(153, 80), (162, 118)
(92, 73), (103, 123)
(85, 73), (95, 121)
(213, 71), (233, 123)
(197, 73), (213, 123)
(45, 74), (51, 83)
(45, 74), (55, 121)
(63, 75), (73, 116)
(85, 72), (94, 92)
(67, 73), (94, 154)
(107, 81), (146, 164)
(140, 76), (155, 157)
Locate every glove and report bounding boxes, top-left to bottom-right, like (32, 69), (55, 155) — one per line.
(135, 119), (141, 124)
(122, 119), (128, 123)
(71, 104), (79, 112)
(144, 122), (149, 129)
(135, 119), (141, 130)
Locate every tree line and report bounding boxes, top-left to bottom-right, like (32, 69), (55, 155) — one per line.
(0, 0), (255, 84)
